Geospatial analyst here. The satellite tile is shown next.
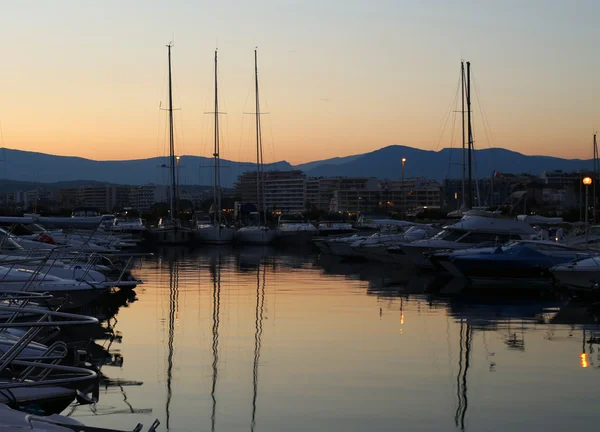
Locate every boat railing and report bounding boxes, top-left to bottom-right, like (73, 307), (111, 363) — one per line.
(0, 290), (55, 326)
(18, 341), (69, 377)
(24, 415), (160, 432)
(0, 247), (65, 292)
(0, 360), (97, 391)
(0, 306), (98, 381)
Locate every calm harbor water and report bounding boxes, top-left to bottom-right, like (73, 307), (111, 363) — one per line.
(67, 247), (599, 432)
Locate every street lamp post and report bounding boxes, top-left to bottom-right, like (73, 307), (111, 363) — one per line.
(584, 176), (592, 246)
(176, 156), (181, 210)
(401, 157), (407, 218)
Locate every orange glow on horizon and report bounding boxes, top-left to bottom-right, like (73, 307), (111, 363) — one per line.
(1, 2), (599, 166)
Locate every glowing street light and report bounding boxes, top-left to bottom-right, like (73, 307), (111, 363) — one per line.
(584, 176), (593, 245)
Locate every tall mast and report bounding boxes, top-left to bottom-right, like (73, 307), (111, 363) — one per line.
(254, 49), (267, 226)
(466, 61), (473, 209)
(461, 61), (466, 209)
(167, 43), (178, 220)
(213, 50), (221, 226)
(594, 133), (598, 222)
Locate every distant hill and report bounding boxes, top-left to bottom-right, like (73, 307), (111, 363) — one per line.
(294, 154), (363, 172)
(301, 145), (594, 181)
(0, 145), (594, 189)
(0, 148), (291, 188)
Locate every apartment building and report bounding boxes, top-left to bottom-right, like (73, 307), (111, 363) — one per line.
(235, 170), (307, 212)
(331, 178), (442, 213)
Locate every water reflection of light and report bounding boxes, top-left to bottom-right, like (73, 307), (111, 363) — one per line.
(400, 311), (404, 325)
(580, 353), (589, 368)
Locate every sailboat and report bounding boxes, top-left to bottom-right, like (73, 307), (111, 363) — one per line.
(195, 50), (235, 244)
(447, 61), (492, 219)
(148, 43), (193, 244)
(236, 49), (277, 245)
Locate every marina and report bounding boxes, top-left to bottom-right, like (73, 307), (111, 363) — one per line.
(2, 2), (600, 430)
(0, 212), (599, 430)
(63, 246), (600, 431)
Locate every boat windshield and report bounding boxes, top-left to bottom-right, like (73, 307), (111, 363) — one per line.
(0, 228), (25, 251)
(196, 216), (212, 224)
(431, 230), (464, 241)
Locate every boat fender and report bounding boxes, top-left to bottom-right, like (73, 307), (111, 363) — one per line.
(37, 233), (54, 244)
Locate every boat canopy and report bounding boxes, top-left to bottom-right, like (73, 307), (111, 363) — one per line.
(517, 215), (563, 225)
(445, 215), (537, 235)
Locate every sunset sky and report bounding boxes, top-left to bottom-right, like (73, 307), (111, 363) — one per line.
(1, 0), (599, 165)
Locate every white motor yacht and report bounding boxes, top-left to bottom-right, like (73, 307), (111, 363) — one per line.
(0, 404), (160, 432)
(105, 216), (147, 237)
(353, 225), (439, 262)
(276, 214), (318, 244)
(394, 215), (539, 268)
(316, 221), (355, 237)
(0, 267), (109, 307)
(550, 256), (600, 291)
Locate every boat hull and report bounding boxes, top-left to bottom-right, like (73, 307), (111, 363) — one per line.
(451, 254), (575, 285)
(195, 226), (235, 244)
(276, 229), (318, 244)
(551, 268), (600, 291)
(236, 227), (277, 245)
(146, 227), (194, 245)
(317, 228), (355, 237)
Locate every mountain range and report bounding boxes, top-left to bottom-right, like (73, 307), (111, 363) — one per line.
(0, 146), (594, 189)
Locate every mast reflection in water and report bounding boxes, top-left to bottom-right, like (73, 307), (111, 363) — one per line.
(165, 258), (179, 431)
(210, 253), (221, 432)
(454, 320), (472, 431)
(69, 249), (600, 432)
(251, 262), (266, 432)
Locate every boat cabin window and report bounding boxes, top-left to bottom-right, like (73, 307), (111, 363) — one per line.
(72, 208), (101, 218)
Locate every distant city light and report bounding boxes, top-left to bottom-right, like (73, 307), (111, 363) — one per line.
(583, 176), (592, 185)
(580, 352), (589, 368)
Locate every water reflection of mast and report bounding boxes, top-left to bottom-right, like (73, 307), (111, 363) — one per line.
(211, 255), (222, 432)
(251, 263), (266, 432)
(454, 319), (472, 431)
(166, 259), (179, 431)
